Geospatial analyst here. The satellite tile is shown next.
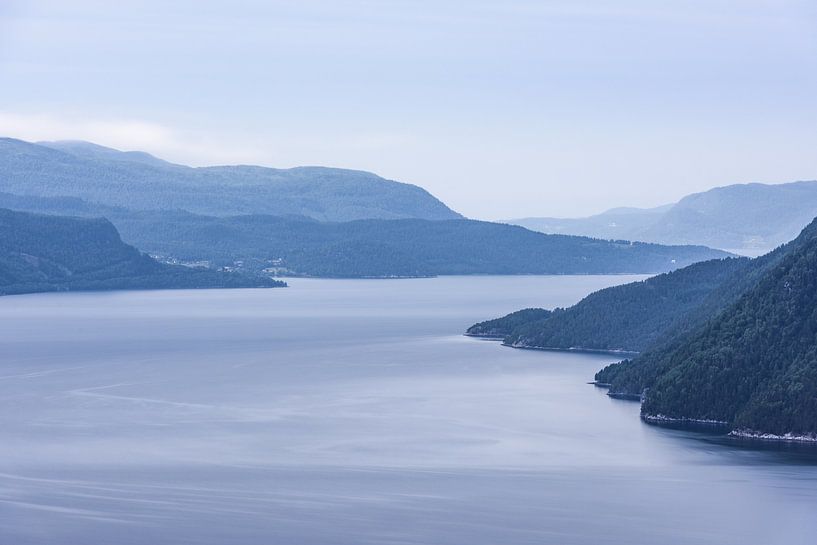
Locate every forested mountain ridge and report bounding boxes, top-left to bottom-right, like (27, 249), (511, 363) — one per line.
(593, 217), (817, 438)
(466, 257), (750, 353)
(594, 218), (817, 395)
(107, 212), (730, 277)
(514, 258), (753, 353)
(467, 218), (817, 438)
(0, 192), (731, 278)
(0, 137), (461, 221)
(0, 208), (284, 295)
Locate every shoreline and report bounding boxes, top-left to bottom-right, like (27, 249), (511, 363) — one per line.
(729, 429), (817, 444)
(642, 413), (730, 426)
(506, 342), (639, 357)
(466, 335), (817, 448)
(463, 334), (639, 357)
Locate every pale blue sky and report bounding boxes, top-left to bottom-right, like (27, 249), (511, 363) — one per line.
(1, 0), (816, 219)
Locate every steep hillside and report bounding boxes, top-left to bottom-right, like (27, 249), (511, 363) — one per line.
(467, 257), (750, 353)
(0, 138), (461, 221)
(0, 208), (283, 295)
(634, 220), (817, 438)
(586, 218), (817, 439)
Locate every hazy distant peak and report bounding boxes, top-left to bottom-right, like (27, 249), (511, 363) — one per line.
(37, 140), (179, 168)
(601, 203), (674, 216)
(0, 137), (462, 222)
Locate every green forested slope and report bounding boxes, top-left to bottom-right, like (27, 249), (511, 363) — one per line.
(585, 219), (817, 437)
(496, 257), (750, 352)
(615, 222), (817, 436)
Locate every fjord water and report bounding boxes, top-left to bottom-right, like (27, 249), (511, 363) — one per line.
(1, 277), (815, 545)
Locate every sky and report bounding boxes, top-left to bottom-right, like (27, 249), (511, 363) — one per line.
(0, 0), (816, 220)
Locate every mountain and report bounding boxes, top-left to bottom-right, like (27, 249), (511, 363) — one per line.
(0, 138), (461, 221)
(610, 218), (817, 439)
(593, 221), (815, 396)
(0, 208), (284, 296)
(0, 192), (731, 278)
(508, 204), (671, 242)
(641, 182), (817, 252)
(101, 211), (730, 277)
(39, 140), (176, 168)
(507, 181), (817, 254)
(467, 256), (751, 353)
(471, 217), (817, 439)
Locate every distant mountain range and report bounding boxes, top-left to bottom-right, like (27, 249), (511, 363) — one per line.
(0, 137), (731, 278)
(0, 208), (284, 296)
(0, 138), (461, 221)
(0, 194), (730, 277)
(469, 216), (817, 440)
(467, 256), (751, 352)
(507, 181), (817, 254)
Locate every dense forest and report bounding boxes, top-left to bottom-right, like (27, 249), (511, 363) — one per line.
(594, 218), (817, 437)
(470, 217), (817, 438)
(0, 208), (284, 295)
(466, 257), (750, 353)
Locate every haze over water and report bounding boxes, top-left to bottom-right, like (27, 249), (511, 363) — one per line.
(1, 276), (816, 544)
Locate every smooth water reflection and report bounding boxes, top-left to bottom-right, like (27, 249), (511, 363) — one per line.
(0, 276), (815, 545)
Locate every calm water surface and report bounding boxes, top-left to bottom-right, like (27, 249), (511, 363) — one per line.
(0, 276), (815, 544)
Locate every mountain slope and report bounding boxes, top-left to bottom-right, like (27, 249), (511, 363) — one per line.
(0, 192), (732, 277)
(593, 220), (817, 396)
(466, 256), (750, 353)
(634, 219), (817, 437)
(641, 181), (817, 251)
(103, 211), (731, 277)
(0, 208), (284, 295)
(507, 205), (670, 242)
(508, 181), (817, 253)
(0, 138), (461, 221)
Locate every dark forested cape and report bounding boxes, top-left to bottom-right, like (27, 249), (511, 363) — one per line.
(470, 218), (817, 439)
(467, 257), (751, 352)
(0, 208), (284, 295)
(598, 218), (817, 438)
